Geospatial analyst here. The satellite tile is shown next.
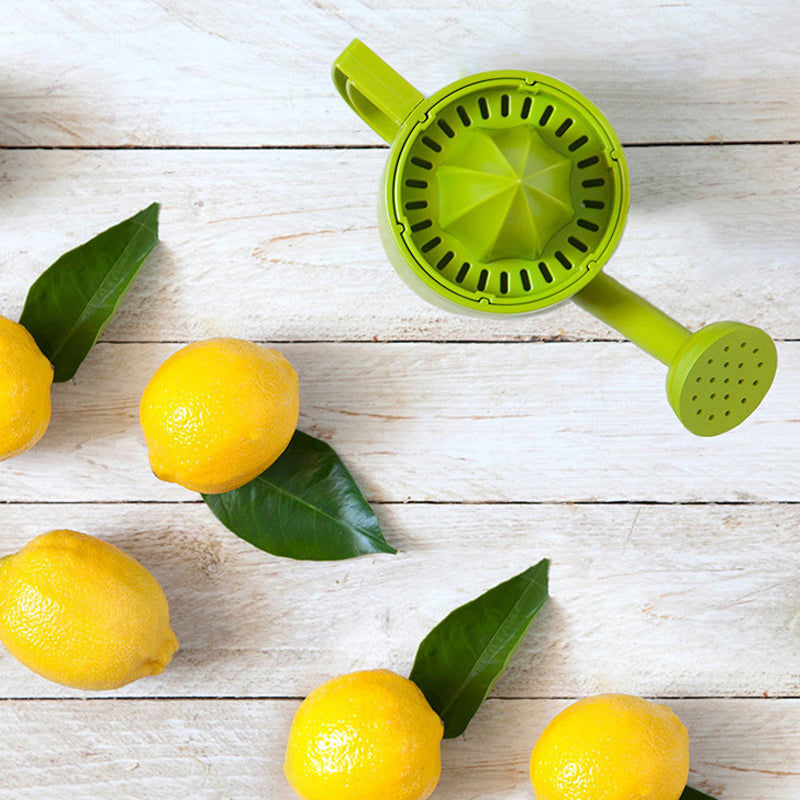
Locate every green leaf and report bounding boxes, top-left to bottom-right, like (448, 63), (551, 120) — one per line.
(410, 559), (549, 738)
(20, 203), (159, 382)
(202, 430), (396, 561)
(681, 787), (719, 800)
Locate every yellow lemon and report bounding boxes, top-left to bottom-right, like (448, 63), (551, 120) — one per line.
(0, 314), (53, 460)
(139, 338), (299, 494)
(0, 530), (178, 691)
(530, 693), (690, 800)
(284, 669), (444, 800)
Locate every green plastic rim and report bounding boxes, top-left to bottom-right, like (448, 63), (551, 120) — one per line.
(382, 71), (629, 314)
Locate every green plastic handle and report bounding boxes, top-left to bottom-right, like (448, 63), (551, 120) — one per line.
(332, 39), (425, 143)
(573, 272), (691, 365)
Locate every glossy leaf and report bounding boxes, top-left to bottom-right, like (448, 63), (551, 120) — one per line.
(203, 430), (396, 560)
(410, 559), (549, 738)
(681, 788), (718, 800)
(20, 203), (159, 381)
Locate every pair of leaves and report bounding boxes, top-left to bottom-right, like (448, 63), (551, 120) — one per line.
(20, 203), (159, 382)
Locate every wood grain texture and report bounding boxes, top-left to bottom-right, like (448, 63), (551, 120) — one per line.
(0, 146), (798, 342)
(0, 503), (797, 699)
(1, 698), (798, 799)
(2, 340), (795, 503)
(3, 1), (800, 146)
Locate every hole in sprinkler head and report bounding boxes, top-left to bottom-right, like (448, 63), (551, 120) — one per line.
(725, 410), (731, 416)
(707, 358), (714, 365)
(757, 361), (764, 368)
(724, 345), (730, 352)
(710, 393), (716, 399)
(738, 378), (744, 385)
(753, 347), (760, 354)
(692, 395), (698, 402)
(738, 362), (744, 369)
(709, 377), (716, 383)
(753, 380), (759, 386)
(724, 394), (730, 400)
(709, 414), (715, 421)
(740, 342), (747, 348)
(741, 398), (747, 404)
(696, 409), (703, 415)
(723, 361), (730, 368)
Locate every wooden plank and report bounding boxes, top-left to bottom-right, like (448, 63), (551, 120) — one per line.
(3, 1), (800, 146)
(3, 340), (797, 503)
(0, 146), (797, 341)
(0, 502), (797, 698)
(0, 698), (797, 798)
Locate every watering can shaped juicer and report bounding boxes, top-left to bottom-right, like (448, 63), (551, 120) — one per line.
(332, 39), (777, 436)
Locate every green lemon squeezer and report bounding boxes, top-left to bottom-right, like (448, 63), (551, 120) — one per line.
(333, 40), (777, 436)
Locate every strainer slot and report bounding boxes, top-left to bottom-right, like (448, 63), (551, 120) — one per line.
(421, 237), (441, 252)
(582, 178), (605, 188)
(568, 236), (589, 253)
(578, 156), (600, 169)
(422, 136), (442, 152)
(577, 219), (600, 232)
(455, 263), (470, 283)
(539, 105), (554, 125)
(456, 105), (471, 126)
(520, 97), (532, 119)
(555, 251), (572, 269)
(437, 251), (454, 270)
(555, 118), (573, 137)
(582, 199), (605, 209)
(437, 119), (455, 138)
(411, 156), (433, 170)
(405, 200), (427, 210)
(569, 135), (589, 151)
(410, 219), (432, 232)
(500, 94), (510, 116)
(539, 262), (553, 283)
(478, 97), (490, 119)
(500, 272), (510, 294)
(477, 270), (489, 291)
(406, 179), (427, 188)
(520, 269), (532, 290)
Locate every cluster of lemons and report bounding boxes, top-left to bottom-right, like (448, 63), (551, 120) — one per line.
(0, 315), (691, 800)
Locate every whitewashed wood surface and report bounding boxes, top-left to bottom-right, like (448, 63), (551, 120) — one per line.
(1, 1), (799, 798)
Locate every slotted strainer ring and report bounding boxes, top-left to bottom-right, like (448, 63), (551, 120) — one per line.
(333, 40), (777, 435)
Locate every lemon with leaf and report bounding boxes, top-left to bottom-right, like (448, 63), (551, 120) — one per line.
(530, 693), (690, 800)
(285, 669), (444, 800)
(0, 315), (53, 461)
(140, 337), (299, 494)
